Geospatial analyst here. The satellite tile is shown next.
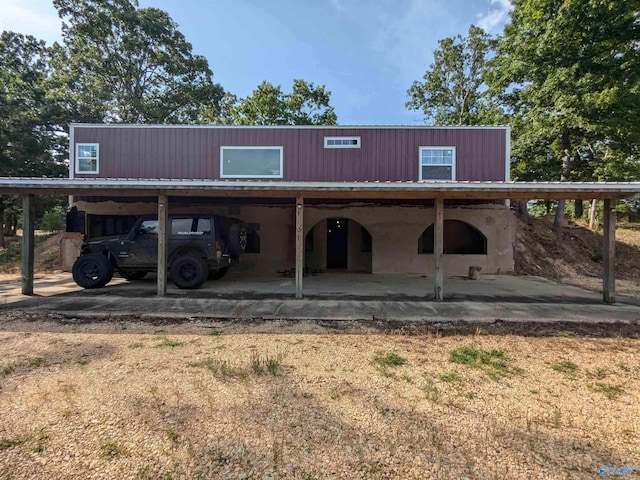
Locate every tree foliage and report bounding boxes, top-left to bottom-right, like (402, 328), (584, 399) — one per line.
(406, 25), (500, 125)
(488, 0), (640, 224)
(0, 31), (67, 246)
(490, 0), (640, 176)
(227, 79), (338, 126)
(50, 0), (223, 124)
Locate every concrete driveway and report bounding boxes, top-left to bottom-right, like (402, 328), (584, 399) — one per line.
(1, 272), (639, 323)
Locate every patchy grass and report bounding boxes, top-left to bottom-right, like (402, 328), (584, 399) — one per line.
(190, 352), (283, 379)
(373, 352), (406, 367)
(0, 437), (26, 451)
(102, 442), (128, 458)
(590, 382), (625, 400)
(449, 346), (522, 379)
(439, 371), (460, 384)
(155, 336), (184, 348)
(28, 357), (46, 368)
(165, 429), (178, 444)
(552, 360), (579, 376)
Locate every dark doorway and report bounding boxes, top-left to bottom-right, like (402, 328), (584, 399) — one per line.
(326, 218), (348, 269)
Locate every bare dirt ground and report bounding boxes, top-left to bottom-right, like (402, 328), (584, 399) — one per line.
(1, 312), (639, 479)
(1, 219), (640, 479)
(514, 217), (640, 297)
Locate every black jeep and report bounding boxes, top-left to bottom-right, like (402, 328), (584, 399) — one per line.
(72, 215), (248, 290)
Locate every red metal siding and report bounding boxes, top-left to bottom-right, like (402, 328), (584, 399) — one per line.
(73, 126), (507, 182)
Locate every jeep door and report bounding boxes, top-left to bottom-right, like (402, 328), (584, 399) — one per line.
(116, 219), (159, 268)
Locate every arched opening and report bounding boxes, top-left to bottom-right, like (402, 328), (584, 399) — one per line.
(418, 220), (487, 254)
(305, 218), (372, 272)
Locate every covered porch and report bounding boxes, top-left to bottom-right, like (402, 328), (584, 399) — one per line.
(1, 178), (639, 304)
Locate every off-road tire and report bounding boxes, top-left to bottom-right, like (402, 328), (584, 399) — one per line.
(170, 255), (208, 289)
(208, 266), (229, 280)
(72, 253), (114, 289)
(228, 223), (248, 257)
(120, 270), (148, 280)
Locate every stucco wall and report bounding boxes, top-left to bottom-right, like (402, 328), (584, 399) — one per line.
(73, 201), (515, 275)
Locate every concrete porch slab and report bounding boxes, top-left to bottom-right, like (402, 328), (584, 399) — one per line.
(1, 272), (639, 323)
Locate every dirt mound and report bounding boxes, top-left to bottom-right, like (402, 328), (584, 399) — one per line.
(514, 216), (640, 290)
(34, 232), (64, 273)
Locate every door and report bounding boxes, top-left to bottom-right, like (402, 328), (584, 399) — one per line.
(326, 218), (348, 269)
(117, 219), (159, 268)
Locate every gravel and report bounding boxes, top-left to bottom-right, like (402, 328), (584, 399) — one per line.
(1, 312), (639, 479)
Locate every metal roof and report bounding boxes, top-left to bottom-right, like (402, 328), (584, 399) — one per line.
(1, 177), (639, 200)
(70, 123), (510, 130)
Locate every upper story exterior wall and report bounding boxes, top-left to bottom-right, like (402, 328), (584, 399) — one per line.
(70, 125), (510, 182)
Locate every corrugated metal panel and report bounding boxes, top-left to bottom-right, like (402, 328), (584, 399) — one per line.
(74, 126), (508, 182)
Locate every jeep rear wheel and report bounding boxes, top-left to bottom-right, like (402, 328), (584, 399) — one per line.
(170, 255), (208, 289)
(72, 254), (114, 289)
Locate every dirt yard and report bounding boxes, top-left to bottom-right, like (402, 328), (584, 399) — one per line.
(1, 313), (639, 479)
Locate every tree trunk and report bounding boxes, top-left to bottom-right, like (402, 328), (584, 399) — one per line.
(589, 199), (598, 229)
(0, 197), (5, 249)
(554, 129), (572, 230)
(575, 199), (584, 221)
(513, 199), (529, 221)
(554, 199), (566, 229)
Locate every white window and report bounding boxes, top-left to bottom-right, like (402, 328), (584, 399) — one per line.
(75, 143), (99, 174)
(419, 147), (456, 181)
(324, 136), (361, 148)
(220, 146), (283, 178)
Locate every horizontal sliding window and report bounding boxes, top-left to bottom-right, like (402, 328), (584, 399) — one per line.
(419, 146), (455, 181)
(75, 143), (99, 174)
(220, 146), (283, 178)
(324, 136), (361, 148)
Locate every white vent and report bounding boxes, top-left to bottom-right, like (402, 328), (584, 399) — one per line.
(324, 136), (361, 149)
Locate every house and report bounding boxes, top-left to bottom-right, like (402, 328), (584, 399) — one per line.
(68, 124), (514, 277)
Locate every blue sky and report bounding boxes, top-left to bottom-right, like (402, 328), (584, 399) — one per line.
(0, 0), (512, 125)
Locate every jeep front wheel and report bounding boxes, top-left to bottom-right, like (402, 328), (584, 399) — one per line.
(72, 254), (114, 289)
(170, 255), (208, 289)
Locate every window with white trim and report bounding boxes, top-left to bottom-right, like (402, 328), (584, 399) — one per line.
(220, 146), (283, 178)
(324, 136), (360, 148)
(419, 147), (455, 180)
(76, 143), (99, 174)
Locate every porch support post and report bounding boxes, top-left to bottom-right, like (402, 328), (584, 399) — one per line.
(157, 194), (168, 296)
(21, 194), (35, 295)
(295, 196), (304, 299)
(433, 197), (444, 301)
(603, 198), (616, 304)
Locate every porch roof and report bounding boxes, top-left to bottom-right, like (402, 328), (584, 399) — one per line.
(1, 177), (639, 200)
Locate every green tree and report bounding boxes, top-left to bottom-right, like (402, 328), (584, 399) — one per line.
(406, 25), (500, 125)
(0, 31), (66, 247)
(50, 0), (223, 124)
(228, 79), (338, 126)
(490, 0), (640, 226)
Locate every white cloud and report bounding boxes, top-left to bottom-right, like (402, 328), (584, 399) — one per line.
(0, 0), (62, 44)
(477, 0), (513, 33)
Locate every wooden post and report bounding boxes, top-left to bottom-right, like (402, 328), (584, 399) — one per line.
(295, 196), (304, 299)
(157, 194), (168, 296)
(603, 198), (616, 304)
(434, 197), (444, 301)
(21, 194), (34, 295)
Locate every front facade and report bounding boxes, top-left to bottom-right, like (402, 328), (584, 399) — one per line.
(69, 124), (515, 276)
